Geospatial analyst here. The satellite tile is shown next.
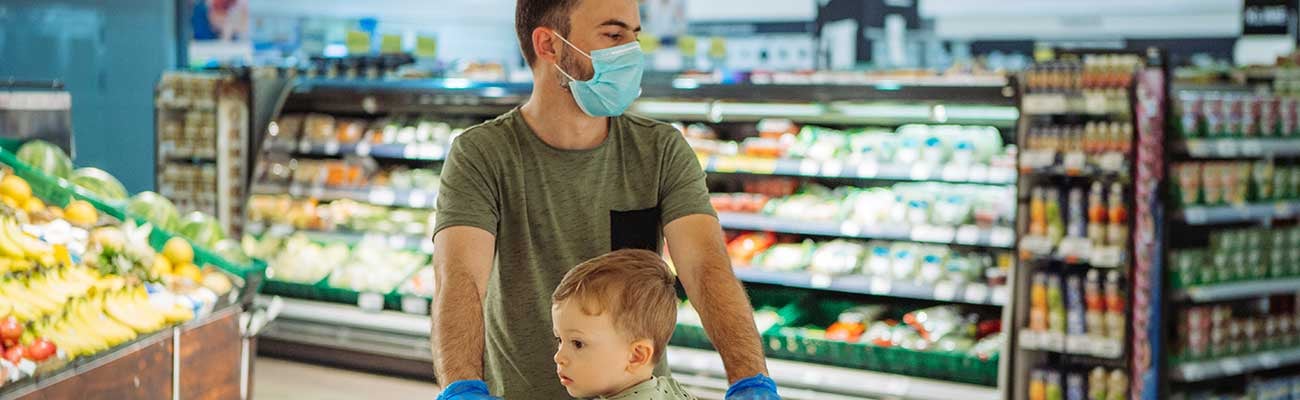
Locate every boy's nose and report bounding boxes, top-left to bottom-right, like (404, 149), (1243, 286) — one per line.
(553, 349), (566, 365)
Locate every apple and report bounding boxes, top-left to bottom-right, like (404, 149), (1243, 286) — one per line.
(0, 317), (22, 344)
(25, 339), (54, 362)
(3, 346), (23, 364)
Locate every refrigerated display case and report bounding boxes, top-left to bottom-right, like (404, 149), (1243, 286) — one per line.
(245, 70), (1021, 399)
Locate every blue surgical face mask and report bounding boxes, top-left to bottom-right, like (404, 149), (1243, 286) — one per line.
(551, 32), (645, 117)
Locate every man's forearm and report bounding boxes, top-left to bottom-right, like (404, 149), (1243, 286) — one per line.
(432, 276), (486, 384)
(683, 261), (769, 383)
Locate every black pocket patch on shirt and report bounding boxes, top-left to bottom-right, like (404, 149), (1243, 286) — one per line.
(610, 207), (662, 252)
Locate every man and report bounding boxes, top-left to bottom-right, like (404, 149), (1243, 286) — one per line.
(431, 0), (780, 399)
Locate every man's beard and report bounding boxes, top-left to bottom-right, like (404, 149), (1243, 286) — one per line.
(556, 47), (594, 89)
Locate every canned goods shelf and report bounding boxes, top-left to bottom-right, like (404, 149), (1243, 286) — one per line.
(1177, 202), (1300, 225)
(1172, 347), (1300, 382)
(1178, 138), (1300, 159)
(1173, 277), (1300, 302)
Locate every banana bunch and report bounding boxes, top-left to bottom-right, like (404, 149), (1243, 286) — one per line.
(104, 285), (192, 334)
(29, 285), (194, 359)
(0, 215), (56, 271)
(0, 265), (100, 321)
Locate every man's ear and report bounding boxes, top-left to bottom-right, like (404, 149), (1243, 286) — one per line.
(532, 27), (561, 65)
(627, 339), (654, 370)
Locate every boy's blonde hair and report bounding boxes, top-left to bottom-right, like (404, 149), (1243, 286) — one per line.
(552, 249), (678, 364)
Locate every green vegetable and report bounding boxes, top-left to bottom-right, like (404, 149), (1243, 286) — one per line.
(70, 167), (129, 201)
(16, 140), (73, 179)
(126, 191), (180, 232)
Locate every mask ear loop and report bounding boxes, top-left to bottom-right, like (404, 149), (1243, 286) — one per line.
(550, 30), (592, 86)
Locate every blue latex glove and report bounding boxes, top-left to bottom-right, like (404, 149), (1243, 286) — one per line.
(725, 374), (781, 400)
(436, 380), (501, 400)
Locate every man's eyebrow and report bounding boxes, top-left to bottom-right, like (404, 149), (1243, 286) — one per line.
(599, 19), (642, 32)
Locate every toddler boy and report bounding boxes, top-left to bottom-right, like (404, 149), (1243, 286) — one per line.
(551, 249), (697, 400)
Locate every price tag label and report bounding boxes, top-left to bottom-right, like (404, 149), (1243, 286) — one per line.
(408, 190), (429, 208)
(345, 30), (372, 55)
(941, 164), (967, 182)
(955, 226), (980, 245)
(308, 185), (325, 199)
(933, 282), (957, 301)
(1093, 246), (1123, 268)
(355, 142), (372, 157)
(357, 292), (384, 312)
(1220, 358), (1245, 375)
(418, 144), (438, 159)
(839, 222), (863, 237)
(1275, 202), (1294, 217)
(964, 283), (989, 303)
(798, 159), (820, 176)
(298, 141), (313, 154)
(1066, 335), (1091, 354)
(380, 34), (403, 54)
(400, 296), (429, 315)
(1085, 92), (1107, 114)
(1063, 151), (1087, 174)
(1241, 140), (1263, 156)
(415, 36), (438, 59)
(857, 160), (879, 178)
(810, 273), (832, 288)
(368, 189), (396, 206)
(1216, 140), (1239, 157)
(403, 145), (420, 159)
(323, 140), (341, 155)
(289, 184), (304, 197)
(1022, 150), (1056, 170)
(1044, 332), (1065, 351)
(821, 160), (843, 177)
(1098, 152), (1126, 173)
(1095, 338), (1122, 358)
(910, 164), (934, 180)
(1185, 140), (1208, 157)
(1024, 94), (1067, 114)
(1184, 208), (1208, 224)
(869, 277), (892, 295)
(1258, 353), (1281, 368)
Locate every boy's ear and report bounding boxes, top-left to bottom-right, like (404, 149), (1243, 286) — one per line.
(627, 338), (655, 370)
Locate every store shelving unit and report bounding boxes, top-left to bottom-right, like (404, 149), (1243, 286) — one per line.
(1159, 75), (1300, 399)
(155, 70), (252, 235)
(1009, 50), (1167, 400)
(248, 75), (1021, 399)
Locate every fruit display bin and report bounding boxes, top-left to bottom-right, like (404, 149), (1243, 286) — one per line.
(0, 138), (266, 302)
(671, 290), (998, 387)
(255, 236), (430, 313)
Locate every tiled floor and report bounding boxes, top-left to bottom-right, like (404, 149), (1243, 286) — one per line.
(254, 357), (441, 399)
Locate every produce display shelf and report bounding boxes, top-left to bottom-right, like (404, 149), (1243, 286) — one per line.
(701, 155), (1017, 185)
(252, 183), (438, 209)
(246, 223), (433, 254)
(264, 141), (447, 161)
(733, 267), (1006, 306)
(639, 79), (1016, 106)
(259, 297), (1000, 400)
(1020, 93), (1132, 116)
(1177, 202), (1300, 225)
(1172, 277), (1300, 302)
(1177, 138), (1300, 159)
(717, 212), (1016, 249)
(1171, 347), (1300, 383)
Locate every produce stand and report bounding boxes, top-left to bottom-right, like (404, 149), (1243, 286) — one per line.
(0, 139), (266, 399)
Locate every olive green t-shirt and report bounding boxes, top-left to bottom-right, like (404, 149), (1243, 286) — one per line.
(434, 108), (715, 399)
(600, 376), (697, 400)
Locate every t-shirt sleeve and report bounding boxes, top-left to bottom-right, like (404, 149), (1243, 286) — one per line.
(658, 127), (716, 226)
(434, 134), (500, 237)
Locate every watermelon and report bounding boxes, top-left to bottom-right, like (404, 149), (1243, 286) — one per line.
(16, 140), (73, 180)
(179, 211), (225, 249)
(126, 191), (181, 232)
(71, 167), (129, 202)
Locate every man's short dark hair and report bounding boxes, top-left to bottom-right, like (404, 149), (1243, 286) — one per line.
(516, 0), (580, 67)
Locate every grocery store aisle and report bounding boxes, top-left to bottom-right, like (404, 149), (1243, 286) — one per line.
(254, 357), (441, 399)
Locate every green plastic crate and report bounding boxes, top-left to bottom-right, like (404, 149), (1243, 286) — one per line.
(0, 138), (266, 302)
(254, 233), (428, 312)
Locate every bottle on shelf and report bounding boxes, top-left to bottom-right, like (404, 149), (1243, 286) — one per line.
(1085, 269), (1105, 336)
(1029, 369), (1047, 400)
(1031, 272), (1049, 331)
(1104, 270), (1125, 339)
(1068, 187), (1086, 239)
(1107, 183), (1128, 247)
(1048, 274), (1066, 335)
(1047, 188), (1065, 244)
(1031, 187), (1047, 236)
(1087, 182), (1107, 247)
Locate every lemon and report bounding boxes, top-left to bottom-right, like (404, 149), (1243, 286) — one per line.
(63, 200), (98, 227)
(163, 237), (194, 266)
(175, 263), (202, 283)
(0, 176), (31, 206)
(150, 256), (173, 278)
(23, 197), (44, 214)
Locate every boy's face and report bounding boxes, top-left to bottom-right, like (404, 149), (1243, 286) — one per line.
(552, 300), (639, 398)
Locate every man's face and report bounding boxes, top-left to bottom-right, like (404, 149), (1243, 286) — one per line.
(555, 0), (641, 82)
(551, 299), (638, 398)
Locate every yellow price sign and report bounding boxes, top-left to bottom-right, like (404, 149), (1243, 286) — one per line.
(345, 30), (372, 55)
(708, 36), (727, 59)
(416, 36), (438, 59)
(380, 34), (403, 54)
(638, 34), (661, 53)
(678, 35), (698, 57)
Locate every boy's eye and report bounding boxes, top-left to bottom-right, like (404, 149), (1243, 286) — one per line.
(571, 340), (584, 349)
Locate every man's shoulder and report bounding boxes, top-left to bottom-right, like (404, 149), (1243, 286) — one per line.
(455, 111), (519, 148)
(618, 113), (683, 146)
